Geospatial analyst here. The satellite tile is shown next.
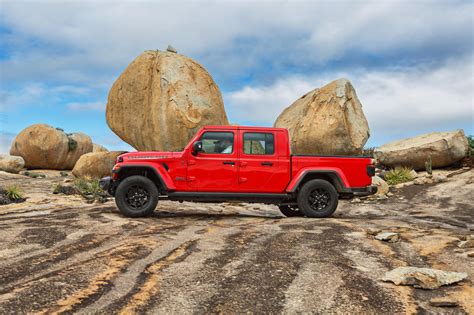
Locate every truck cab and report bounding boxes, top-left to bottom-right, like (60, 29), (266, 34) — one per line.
(101, 126), (376, 218)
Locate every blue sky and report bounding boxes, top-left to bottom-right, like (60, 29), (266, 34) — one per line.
(0, 0), (473, 153)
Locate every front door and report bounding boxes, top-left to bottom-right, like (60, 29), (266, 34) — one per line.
(187, 131), (239, 192)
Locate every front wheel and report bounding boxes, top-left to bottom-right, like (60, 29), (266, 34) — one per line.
(297, 179), (338, 218)
(278, 205), (303, 217)
(115, 175), (159, 217)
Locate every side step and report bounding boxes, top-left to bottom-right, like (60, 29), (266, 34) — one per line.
(164, 192), (292, 204)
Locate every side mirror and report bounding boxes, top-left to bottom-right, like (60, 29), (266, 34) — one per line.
(192, 141), (203, 155)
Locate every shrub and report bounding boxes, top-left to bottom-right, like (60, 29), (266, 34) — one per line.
(362, 147), (375, 157)
(74, 177), (105, 199)
(425, 156), (432, 175)
(60, 171), (69, 177)
(23, 171), (46, 178)
(52, 177), (107, 202)
(384, 167), (415, 185)
(5, 185), (25, 201)
(467, 135), (474, 156)
(67, 137), (77, 152)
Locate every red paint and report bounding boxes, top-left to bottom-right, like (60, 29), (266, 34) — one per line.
(114, 126), (374, 194)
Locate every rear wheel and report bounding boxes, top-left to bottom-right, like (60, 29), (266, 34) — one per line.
(115, 175), (159, 217)
(278, 204), (303, 217)
(297, 179), (338, 218)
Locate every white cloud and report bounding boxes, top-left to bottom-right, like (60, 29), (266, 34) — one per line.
(0, 83), (93, 110)
(66, 101), (104, 111)
(0, 132), (15, 154)
(224, 56), (474, 145)
(0, 1), (472, 83)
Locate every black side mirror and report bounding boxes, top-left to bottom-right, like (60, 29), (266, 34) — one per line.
(192, 141), (203, 156)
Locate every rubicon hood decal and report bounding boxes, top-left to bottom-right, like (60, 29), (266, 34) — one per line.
(127, 155), (171, 160)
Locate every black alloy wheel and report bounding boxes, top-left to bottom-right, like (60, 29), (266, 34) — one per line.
(115, 175), (159, 217)
(297, 179), (338, 218)
(125, 185), (150, 209)
(308, 188), (331, 211)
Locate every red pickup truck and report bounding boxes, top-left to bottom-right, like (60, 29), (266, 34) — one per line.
(100, 126), (376, 218)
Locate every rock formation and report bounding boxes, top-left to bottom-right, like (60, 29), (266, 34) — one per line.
(0, 154), (25, 173)
(72, 151), (125, 178)
(106, 50), (229, 152)
(374, 130), (469, 170)
(92, 143), (108, 153)
(10, 124), (93, 170)
(274, 78), (370, 155)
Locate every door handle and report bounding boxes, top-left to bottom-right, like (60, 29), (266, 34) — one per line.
(261, 162), (273, 166)
(223, 161), (235, 165)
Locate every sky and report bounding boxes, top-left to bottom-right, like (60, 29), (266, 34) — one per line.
(0, 0), (473, 153)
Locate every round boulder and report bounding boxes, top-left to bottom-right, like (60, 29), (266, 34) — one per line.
(72, 151), (125, 178)
(93, 143), (108, 153)
(10, 124), (93, 170)
(106, 50), (229, 152)
(274, 78), (370, 155)
(374, 130), (469, 170)
(0, 154), (25, 173)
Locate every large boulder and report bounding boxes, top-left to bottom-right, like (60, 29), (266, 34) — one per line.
(374, 130), (469, 170)
(72, 151), (125, 178)
(10, 124), (93, 170)
(274, 78), (370, 155)
(92, 143), (108, 153)
(106, 50), (229, 152)
(0, 154), (25, 173)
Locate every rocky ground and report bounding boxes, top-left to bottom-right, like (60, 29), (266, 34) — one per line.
(0, 169), (472, 314)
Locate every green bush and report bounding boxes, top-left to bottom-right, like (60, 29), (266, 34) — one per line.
(467, 135), (474, 156)
(74, 177), (104, 198)
(425, 156), (432, 175)
(5, 185), (25, 201)
(23, 171), (46, 178)
(67, 137), (78, 152)
(362, 147), (375, 157)
(384, 167), (415, 185)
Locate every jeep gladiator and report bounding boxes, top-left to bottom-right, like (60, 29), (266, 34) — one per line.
(100, 126), (376, 218)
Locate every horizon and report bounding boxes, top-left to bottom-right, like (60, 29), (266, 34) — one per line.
(1, 0), (473, 153)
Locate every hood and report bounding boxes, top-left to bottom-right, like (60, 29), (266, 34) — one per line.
(118, 151), (183, 163)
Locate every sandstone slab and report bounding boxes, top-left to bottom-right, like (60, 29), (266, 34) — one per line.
(375, 130), (469, 170)
(382, 267), (467, 289)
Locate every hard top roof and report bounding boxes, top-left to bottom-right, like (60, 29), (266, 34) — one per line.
(202, 125), (288, 132)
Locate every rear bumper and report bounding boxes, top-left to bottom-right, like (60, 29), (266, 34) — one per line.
(346, 185), (378, 196)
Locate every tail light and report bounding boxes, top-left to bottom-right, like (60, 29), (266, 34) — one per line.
(366, 164), (376, 177)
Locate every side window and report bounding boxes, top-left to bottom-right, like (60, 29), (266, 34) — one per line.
(243, 133), (275, 155)
(199, 132), (234, 154)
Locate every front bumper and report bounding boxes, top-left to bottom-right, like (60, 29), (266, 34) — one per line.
(99, 176), (117, 196)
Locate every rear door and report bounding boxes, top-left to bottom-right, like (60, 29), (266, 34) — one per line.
(187, 131), (239, 192)
(238, 131), (288, 193)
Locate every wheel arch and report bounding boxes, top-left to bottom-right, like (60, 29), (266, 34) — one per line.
(287, 170), (348, 193)
(116, 165), (172, 193)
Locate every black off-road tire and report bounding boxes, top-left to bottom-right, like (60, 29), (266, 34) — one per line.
(115, 175), (159, 218)
(297, 179), (338, 218)
(278, 205), (303, 217)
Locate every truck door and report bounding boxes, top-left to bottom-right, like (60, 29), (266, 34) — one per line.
(187, 131), (239, 192)
(238, 131), (289, 193)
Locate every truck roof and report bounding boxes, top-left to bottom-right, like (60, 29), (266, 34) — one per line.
(202, 125), (288, 132)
